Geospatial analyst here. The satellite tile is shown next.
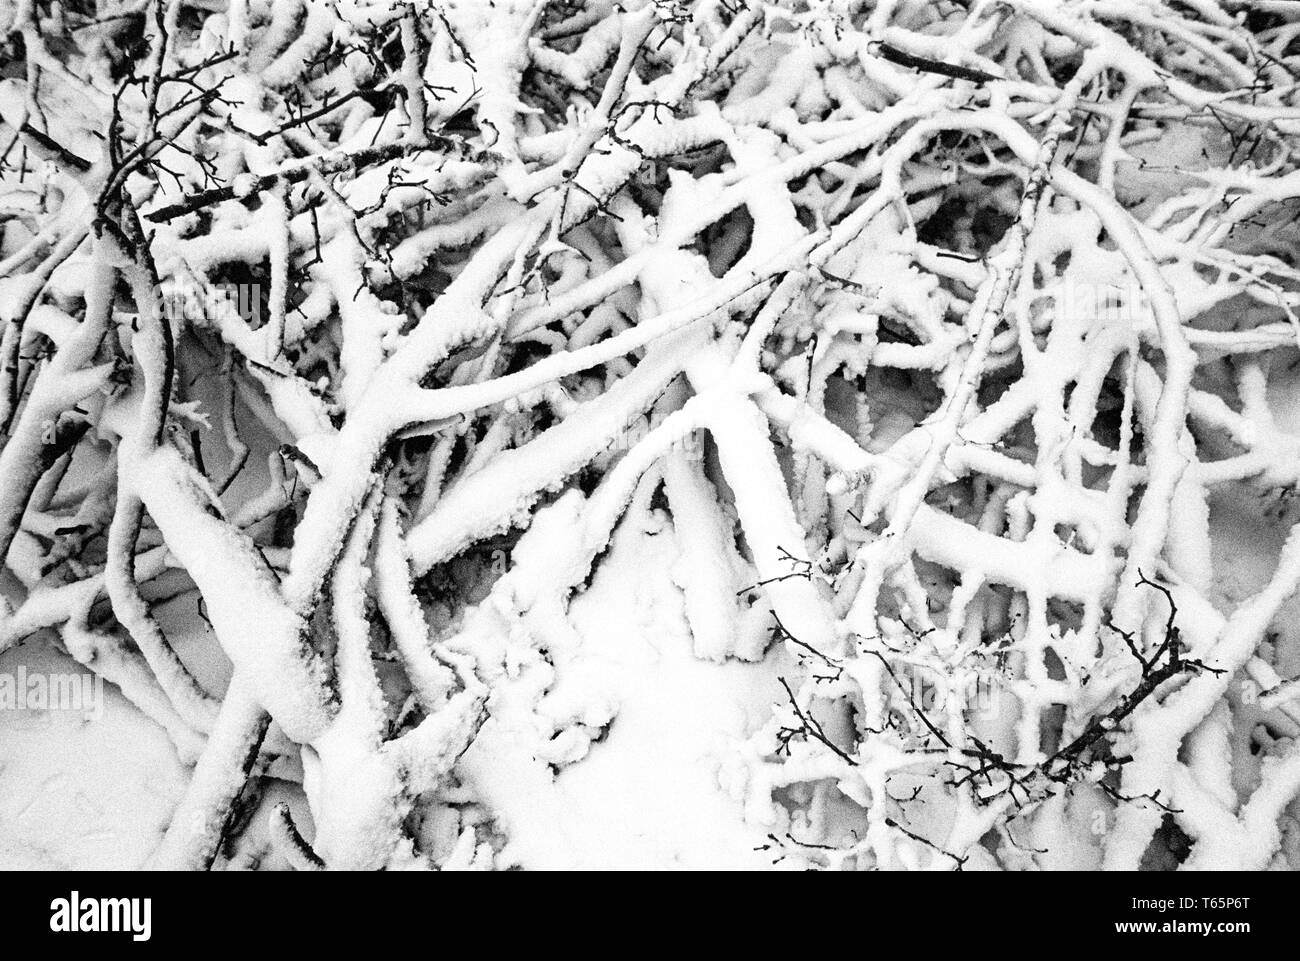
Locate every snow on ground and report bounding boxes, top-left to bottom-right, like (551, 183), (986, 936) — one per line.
(451, 506), (791, 870)
(521, 509), (786, 869)
(0, 642), (187, 869)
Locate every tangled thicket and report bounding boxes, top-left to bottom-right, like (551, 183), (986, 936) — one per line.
(3, 0), (1300, 870)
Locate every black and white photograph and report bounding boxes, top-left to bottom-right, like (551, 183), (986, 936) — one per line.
(0, 0), (1296, 905)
